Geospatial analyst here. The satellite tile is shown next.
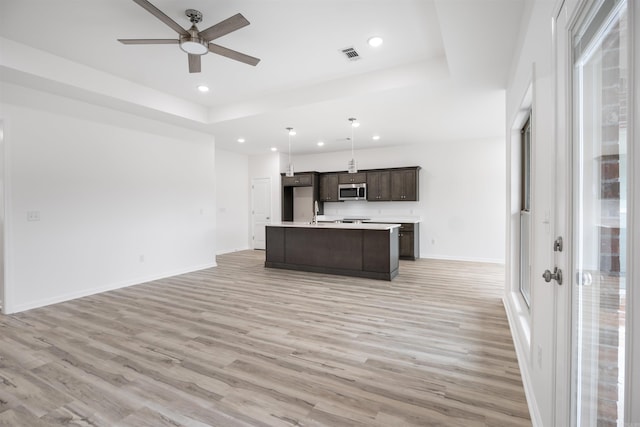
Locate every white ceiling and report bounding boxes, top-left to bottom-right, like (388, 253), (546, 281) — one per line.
(0, 0), (526, 155)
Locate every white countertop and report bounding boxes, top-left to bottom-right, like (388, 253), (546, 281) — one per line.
(268, 222), (401, 230)
(316, 215), (421, 224)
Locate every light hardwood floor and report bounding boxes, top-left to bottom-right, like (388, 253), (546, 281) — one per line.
(0, 251), (530, 426)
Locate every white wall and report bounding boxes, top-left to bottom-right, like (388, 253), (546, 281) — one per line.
(0, 85), (217, 314)
(291, 139), (506, 263)
(215, 149), (250, 254)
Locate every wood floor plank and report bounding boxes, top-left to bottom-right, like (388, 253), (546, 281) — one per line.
(0, 250), (530, 426)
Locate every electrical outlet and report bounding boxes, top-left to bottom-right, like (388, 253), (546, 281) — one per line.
(537, 345), (543, 368)
(139, 255), (145, 263)
(431, 239), (436, 245)
(27, 211), (40, 221)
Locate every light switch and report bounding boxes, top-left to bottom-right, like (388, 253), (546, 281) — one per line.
(27, 211), (40, 222)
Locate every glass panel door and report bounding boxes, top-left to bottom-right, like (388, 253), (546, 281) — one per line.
(572, 1), (628, 426)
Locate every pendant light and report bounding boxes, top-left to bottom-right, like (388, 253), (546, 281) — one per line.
(348, 117), (359, 173)
(285, 127), (295, 177)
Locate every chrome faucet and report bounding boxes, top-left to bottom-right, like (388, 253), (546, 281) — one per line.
(313, 200), (319, 225)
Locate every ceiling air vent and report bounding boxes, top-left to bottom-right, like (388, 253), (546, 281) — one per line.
(341, 47), (361, 61)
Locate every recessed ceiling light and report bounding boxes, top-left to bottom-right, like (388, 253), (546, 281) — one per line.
(197, 85), (210, 92)
(271, 147), (277, 152)
(368, 36), (383, 47)
(317, 141), (325, 147)
(237, 138), (245, 143)
(372, 135), (380, 140)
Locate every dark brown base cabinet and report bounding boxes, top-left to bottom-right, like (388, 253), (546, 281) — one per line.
(399, 223), (420, 260)
(265, 225), (399, 281)
(376, 222), (420, 260)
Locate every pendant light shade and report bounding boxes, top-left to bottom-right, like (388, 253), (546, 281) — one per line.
(348, 118), (358, 173)
(285, 127), (295, 177)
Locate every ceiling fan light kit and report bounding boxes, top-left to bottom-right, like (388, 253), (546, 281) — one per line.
(118, 0), (260, 73)
(180, 34), (207, 55)
(180, 10), (207, 55)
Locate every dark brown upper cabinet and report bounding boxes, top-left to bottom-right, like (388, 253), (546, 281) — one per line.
(391, 168), (419, 201)
(319, 173), (339, 202)
(338, 172), (367, 184)
(281, 172), (319, 222)
(282, 174), (313, 187)
(367, 170), (391, 201)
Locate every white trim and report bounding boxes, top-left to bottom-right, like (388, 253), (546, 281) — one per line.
(216, 247), (251, 256)
(418, 254), (504, 264)
(6, 261), (217, 314)
(504, 295), (543, 426)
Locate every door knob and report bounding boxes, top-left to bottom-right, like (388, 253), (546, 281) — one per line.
(542, 267), (563, 285)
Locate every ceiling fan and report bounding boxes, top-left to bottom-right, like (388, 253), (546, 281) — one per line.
(118, 0), (260, 73)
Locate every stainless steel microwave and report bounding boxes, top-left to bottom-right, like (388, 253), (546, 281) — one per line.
(338, 183), (367, 201)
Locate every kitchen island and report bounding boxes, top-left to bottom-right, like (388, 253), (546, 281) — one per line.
(265, 222), (400, 281)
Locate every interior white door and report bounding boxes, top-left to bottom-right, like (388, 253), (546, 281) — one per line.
(251, 177), (271, 250)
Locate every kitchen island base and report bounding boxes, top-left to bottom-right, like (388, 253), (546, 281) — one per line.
(265, 224), (399, 281)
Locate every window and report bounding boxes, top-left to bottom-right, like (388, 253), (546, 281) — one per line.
(519, 113), (532, 307)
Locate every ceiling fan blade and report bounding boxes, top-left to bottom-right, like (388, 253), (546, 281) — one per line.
(198, 13), (250, 41)
(118, 39), (178, 44)
(132, 0), (188, 36)
(188, 54), (202, 73)
(208, 43), (260, 66)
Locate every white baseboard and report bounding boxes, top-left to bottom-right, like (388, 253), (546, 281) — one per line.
(503, 295), (543, 427)
(420, 254), (505, 264)
(7, 261), (217, 314)
(215, 247), (252, 256)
